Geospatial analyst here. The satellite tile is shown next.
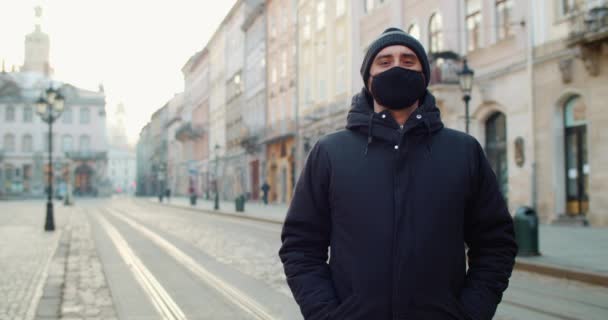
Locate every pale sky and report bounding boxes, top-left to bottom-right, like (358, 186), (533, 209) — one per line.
(0, 0), (237, 145)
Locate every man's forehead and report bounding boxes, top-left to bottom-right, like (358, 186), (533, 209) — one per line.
(375, 45), (415, 58)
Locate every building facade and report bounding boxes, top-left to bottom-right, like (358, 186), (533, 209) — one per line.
(243, 0), (267, 201)
(107, 103), (136, 194)
(0, 13), (109, 198)
(263, 0), (298, 204)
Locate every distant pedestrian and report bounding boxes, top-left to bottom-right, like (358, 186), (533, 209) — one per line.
(261, 181), (270, 205)
(189, 185), (197, 206)
(279, 28), (517, 320)
(165, 188), (171, 203)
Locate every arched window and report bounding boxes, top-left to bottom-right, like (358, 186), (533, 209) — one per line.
(429, 13), (444, 53)
(563, 96), (588, 216)
(79, 135), (90, 151)
(22, 134), (33, 153)
(485, 112), (508, 201)
(407, 23), (421, 41)
(3, 134), (15, 152)
(63, 106), (73, 124)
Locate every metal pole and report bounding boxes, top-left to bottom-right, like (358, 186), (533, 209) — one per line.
(214, 150), (219, 210)
(45, 108), (55, 231)
(464, 94), (471, 134)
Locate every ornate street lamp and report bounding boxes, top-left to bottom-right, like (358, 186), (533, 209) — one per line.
(458, 58), (475, 134)
(36, 86), (65, 232)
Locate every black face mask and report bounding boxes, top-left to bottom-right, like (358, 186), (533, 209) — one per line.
(370, 67), (426, 110)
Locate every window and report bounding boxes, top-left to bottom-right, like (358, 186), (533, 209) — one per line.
(281, 52), (287, 78)
(318, 64), (327, 101)
(364, 0), (374, 13)
(79, 135), (90, 151)
(496, 0), (514, 40)
(22, 134), (33, 153)
(336, 24), (345, 45)
(4, 134), (15, 152)
(407, 23), (421, 40)
(23, 106), (33, 122)
(63, 107), (72, 124)
(317, 0), (326, 30)
(303, 14), (311, 40)
(336, 53), (346, 94)
(559, 0), (577, 17)
(429, 13), (444, 53)
(80, 107), (90, 124)
(62, 135), (73, 152)
(270, 13), (277, 39)
(272, 66), (277, 84)
(5, 105), (15, 121)
(466, 0), (482, 51)
(336, 0), (346, 17)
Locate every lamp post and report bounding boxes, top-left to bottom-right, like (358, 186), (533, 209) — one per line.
(36, 86), (65, 232)
(458, 58), (475, 134)
(214, 144), (220, 210)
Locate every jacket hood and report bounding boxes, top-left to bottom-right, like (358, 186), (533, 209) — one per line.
(346, 88), (444, 152)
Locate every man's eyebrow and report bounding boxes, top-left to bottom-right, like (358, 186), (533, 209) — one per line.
(401, 53), (418, 59)
(374, 54), (394, 61)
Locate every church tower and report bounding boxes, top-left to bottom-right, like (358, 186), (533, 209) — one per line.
(21, 6), (53, 76)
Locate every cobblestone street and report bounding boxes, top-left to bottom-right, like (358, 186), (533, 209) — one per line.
(2, 198), (608, 319)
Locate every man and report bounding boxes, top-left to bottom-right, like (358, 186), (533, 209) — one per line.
(261, 181), (270, 205)
(279, 28), (517, 320)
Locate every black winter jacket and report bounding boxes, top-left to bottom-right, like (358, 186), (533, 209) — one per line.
(279, 89), (517, 320)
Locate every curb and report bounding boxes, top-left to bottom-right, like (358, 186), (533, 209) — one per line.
(34, 227), (71, 320)
(514, 260), (608, 288)
(137, 199), (284, 225)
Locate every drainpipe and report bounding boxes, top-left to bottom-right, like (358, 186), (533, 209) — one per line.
(527, 0), (538, 211)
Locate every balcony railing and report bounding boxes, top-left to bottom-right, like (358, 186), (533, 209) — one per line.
(175, 122), (205, 141)
(428, 51), (461, 86)
(567, 0), (608, 45)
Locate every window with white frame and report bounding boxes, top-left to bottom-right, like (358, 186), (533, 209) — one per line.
(303, 14), (311, 40)
(5, 105), (15, 122)
(336, 0), (346, 17)
(364, 0), (374, 13)
(407, 23), (421, 40)
(466, 0), (482, 51)
(80, 107), (90, 124)
(496, 0), (514, 40)
(4, 134), (15, 152)
(559, 0), (578, 17)
(281, 52), (287, 78)
(23, 106), (33, 122)
(22, 134), (33, 152)
(335, 53), (346, 94)
(317, 0), (326, 30)
(62, 135), (73, 152)
(429, 13), (444, 53)
(79, 135), (90, 151)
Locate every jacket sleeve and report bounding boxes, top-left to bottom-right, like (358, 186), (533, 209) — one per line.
(279, 141), (338, 320)
(461, 140), (518, 320)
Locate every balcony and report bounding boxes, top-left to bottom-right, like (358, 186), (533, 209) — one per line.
(175, 122), (204, 142)
(566, 0), (608, 76)
(262, 120), (296, 144)
(428, 51), (461, 86)
(65, 150), (107, 161)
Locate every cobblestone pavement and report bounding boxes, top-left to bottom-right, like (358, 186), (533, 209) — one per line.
(122, 200), (291, 299)
(58, 207), (117, 320)
(0, 201), (68, 320)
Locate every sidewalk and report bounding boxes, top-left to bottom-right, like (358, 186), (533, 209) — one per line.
(146, 196), (608, 287)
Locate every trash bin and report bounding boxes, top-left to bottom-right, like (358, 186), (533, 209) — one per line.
(235, 195), (246, 212)
(514, 206), (540, 256)
(190, 194), (197, 206)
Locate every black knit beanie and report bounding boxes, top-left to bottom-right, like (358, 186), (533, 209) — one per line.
(361, 27), (431, 90)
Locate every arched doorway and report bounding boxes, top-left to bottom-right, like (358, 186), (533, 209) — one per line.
(485, 112), (508, 202)
(74, 164), (94, 196)
(563, 96), (589, 216)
